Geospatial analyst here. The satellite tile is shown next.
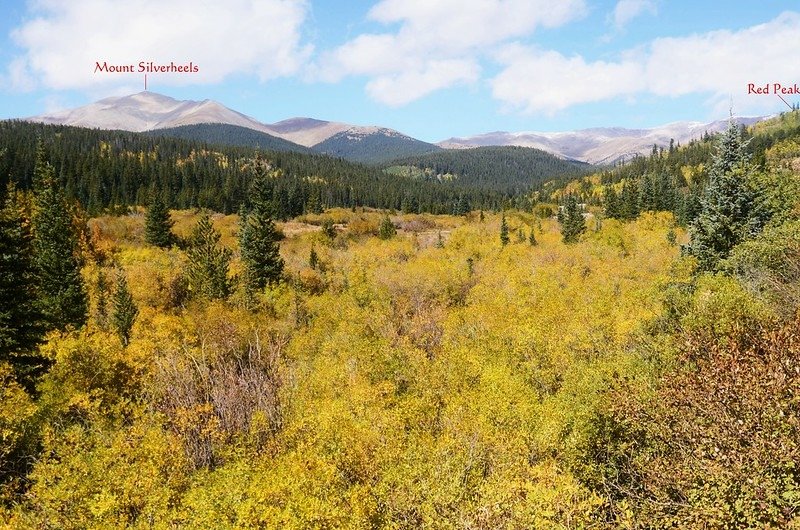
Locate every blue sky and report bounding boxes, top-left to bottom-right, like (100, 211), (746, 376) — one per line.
(1, 0), (799, 142)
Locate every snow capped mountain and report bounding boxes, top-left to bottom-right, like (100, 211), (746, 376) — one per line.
(438, 117), (769, 165)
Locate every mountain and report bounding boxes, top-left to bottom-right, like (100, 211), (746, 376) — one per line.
(30, 91), (279, 135)
(268, 117), (352, 146)
(144, 123), (312, 154)
(438, 117), (769, 165)
(314, 127), (441, 164)
(27, 91), (771, 167)
(387, 145), (590, 193)
(27, 92), (437, 163)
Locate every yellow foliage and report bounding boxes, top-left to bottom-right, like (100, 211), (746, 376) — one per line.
(9, 208), (684, 527)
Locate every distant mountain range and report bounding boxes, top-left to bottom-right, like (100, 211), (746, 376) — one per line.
(29, 92), (439, 164)
(27, 91), (769, 165)
(437, 118), (768, 165)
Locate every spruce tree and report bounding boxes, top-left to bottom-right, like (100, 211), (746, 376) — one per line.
(500, 214), (510, 246)
(603, 186), (621, 219)
(378, 215), (396, 240)
(186, 214), (232, 300)
(309, 245), (319, 270)
(529, 228), (537, 246)
(95, 269), (109, 329)
(558, 195), (586, 244)
(31, 141), (88, 331)
(111, 272), (138, 346)
(144, 193), (175, 248)
(686, 121), (767, 270)
(240, 164), (284, 293)
(0, 184), (46, 385)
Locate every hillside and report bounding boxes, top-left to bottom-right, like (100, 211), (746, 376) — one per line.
(144, 123), (313, 154)
(553, 110), (800, 227)
(313, 128), (441, 164)
(388, 145), (591, 194)
(439, 117), (769, 164)
(0, 120), (507, 215)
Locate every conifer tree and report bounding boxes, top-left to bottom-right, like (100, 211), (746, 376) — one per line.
(31, 141), (88, 331)
(186, 214), (232, 300)
(111, 272), (138, 346)
(603, 186), (621, 219)
(378, 215), (396, 240)
(529, 228), (537, 246)
(0, 184), (46, 384)
(436, 231), (445, 248)
(240, 163), (284, 293)
(500, 214), (510, 246)
(95, 269), (109, 329)
(686, 121), (767, 270)
(309, 245), (319, 270)
(558, 195), (586, 244)
(144, 193), (175, 248)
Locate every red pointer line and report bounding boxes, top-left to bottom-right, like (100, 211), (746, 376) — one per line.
(144, 74), (148, 91)
(777, 93), (793, 111)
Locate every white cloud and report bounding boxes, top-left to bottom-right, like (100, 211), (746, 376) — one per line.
(314, 0), (587, 104)
(491, 45), (644, 114)
(491, 11), (800, 115)
(7, 0), (312, 91)
(365, 59), (480, 106)
(610, 0), (657, 30)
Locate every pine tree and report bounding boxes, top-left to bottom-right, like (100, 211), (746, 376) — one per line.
(500, 214), (510, 246)
(558, 195), (586, 244)
(603, 186), (621, 219)
(529, 228), (537, 246)
(144, 193), (175, 248)
(620, 180), (640, 220)
(686, 121), (767, 270)
(95, 269), (109, 329)
(378, 215), (396, 240)
(31, 141), (88, 331)
(309, 245), (319, 270)
(111, 272), (138, 346)
(239, 164), (284, 293)
(0, 184), (47, 385)
(186, 214), (232, 300)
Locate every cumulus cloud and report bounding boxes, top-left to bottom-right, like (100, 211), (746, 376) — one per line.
(610, 0), (657, 30)
(491, 11), (800, 114)
(365, 59), (480, 106)
(314, 0), (587, 104)
(7, 0), (312, 91)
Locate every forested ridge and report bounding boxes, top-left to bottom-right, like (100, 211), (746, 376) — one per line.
(313, 129), (442, 164)
(144, 123), (313, 155)
(1, 112), (800, 528)
(0, 120), (511, 216)
(388, 145), (591, 195)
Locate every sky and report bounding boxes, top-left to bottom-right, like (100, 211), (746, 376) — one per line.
(1, 0), (799, 142)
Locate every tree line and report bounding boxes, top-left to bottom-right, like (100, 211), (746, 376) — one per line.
(0, 121), (514, 217)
